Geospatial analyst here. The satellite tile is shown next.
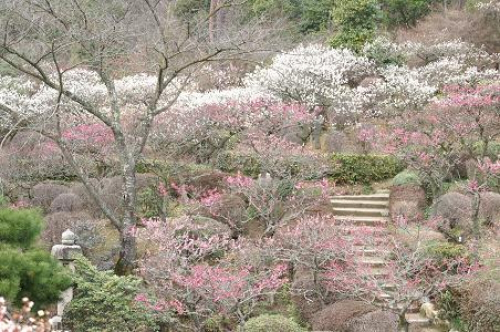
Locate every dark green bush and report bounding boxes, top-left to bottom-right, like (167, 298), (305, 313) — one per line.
(472, 141), (500, 161)
(362, 37), (406, 66)
(330, 0), (381, 52)
(380, 0), (433, 28)
(215, 152), (262, 177)
(241, 314), (304, 332)
(249, 0), (335, 33)
(392, 170), (421, 186)
(330, 154), (404, 184)
(0, 208), (42, 248)
(64, 257), (159, 332)
(0, 208), (71, 308)
(426, 242), (467, 261)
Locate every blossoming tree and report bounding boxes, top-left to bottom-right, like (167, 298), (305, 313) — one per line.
(0, 0), (275, 274)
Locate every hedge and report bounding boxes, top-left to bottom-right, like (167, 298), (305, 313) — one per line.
(330, 154), (404, 184)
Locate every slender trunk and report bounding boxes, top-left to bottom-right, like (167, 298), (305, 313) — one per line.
(470, 192), (482, 261)
(209, 0), (219, 42)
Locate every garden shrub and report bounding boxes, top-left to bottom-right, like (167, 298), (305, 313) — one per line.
(64, 257), (159, 332)
(330, 0), (381, 52)
(330, 154), (404, 184)
(479, 192), (500, 226)
(69, 180), (106, 218)
(431, 192), (473, 239)
(454, 279), (500, 332)
(215, 152), (262, 177)
(49, 192), (85, 213)
(311, 300), (376, 331)
(381, 0), (433, 28)
(362, 36), (406, 66)
(241, 314), (304, 332)
(100, 174), (157, 216)
(392, 170), (421, 186)
(426, 242), (468, 263)
(0, 208), (71, 308)
(0, 208), (42, 248)
(472, 141), (500, 161)
(42, 211), (102, 252)
(31, 182), (69, 212)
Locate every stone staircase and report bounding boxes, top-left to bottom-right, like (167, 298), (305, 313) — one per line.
(331, 190), (444, 332)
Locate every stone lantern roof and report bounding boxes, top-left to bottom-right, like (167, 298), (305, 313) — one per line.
(51, 229), (82, 261)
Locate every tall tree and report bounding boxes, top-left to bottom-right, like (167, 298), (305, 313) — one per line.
(0, 0), (272, 274)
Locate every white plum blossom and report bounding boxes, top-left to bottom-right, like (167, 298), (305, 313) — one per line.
(1, 39), (500, 134)
(245, 44), (375, 114)
(369, 65), (437, 112)
(176, 86), (275, 110)
(477, 0), (500, 13)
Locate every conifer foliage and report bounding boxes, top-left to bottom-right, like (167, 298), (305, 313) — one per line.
(0, 207), (71, 308)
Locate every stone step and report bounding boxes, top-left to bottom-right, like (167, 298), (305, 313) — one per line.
(351, 236), (390, 246)
(409, 327), (443, 332)
(375, 291), (393, 301)
(336, 225), (388, 237)
(332, 193), (390, 201)
(335, 216), (389, 227)
(406, 313), (431, 327)
(356, 248), (390, 258)
(381, 282), (397, 291)
(333, 207), (389, 218)
(365, 267), (390, 277)
(331, 199), (389, 209)
(358, 257), (386, 268)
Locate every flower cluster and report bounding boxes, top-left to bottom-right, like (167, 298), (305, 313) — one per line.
(0, 297), (52, 332)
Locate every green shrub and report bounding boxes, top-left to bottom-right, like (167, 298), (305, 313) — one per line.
(472, 141), (500, 160)
(330, 154), (404, 184)
(0, 208), (71, 308)
(241, 314), (304, 332)
(426, 242), (468, 262)
(249, 0), (335, 33)
(64, 257), (159, 332)
(330, 0), (381, 52)
(362, 36), (406, 66)
(0, 208), (43, 248)
(438, 289), (467, 331)
(215, 152), (262, 177)
(392, 170), (421, 186)
(380, 0), (433, 28)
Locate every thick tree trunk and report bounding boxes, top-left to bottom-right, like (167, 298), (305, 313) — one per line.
(114, 225), (138, 275)
(114, 149), (139, 275)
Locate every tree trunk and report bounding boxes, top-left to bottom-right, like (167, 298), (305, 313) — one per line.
(209, 0), (219, 42)
(114, 226), (137, 275)
(114, 151), (139, 275)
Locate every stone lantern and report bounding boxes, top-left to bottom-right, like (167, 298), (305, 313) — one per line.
(50, 229), (82, 332)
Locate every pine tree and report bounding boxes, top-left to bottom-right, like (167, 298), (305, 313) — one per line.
(0, 208), (72, 308)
